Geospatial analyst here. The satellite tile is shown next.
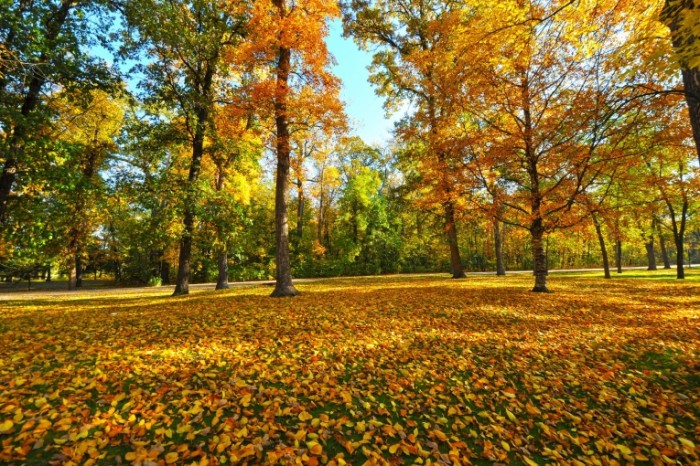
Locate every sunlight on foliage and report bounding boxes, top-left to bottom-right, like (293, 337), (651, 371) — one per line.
(0, 274), (698, 465)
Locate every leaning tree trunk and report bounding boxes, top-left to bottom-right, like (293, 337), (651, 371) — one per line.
(270, 15), (298, 298)
(296, 178), (304, 240)
(592, 214), (611, 279)
(494, 219), (505, 276)
(444, 200), (466, 278)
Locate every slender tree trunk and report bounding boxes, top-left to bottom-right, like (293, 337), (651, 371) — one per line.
(676, 237), (685, 279)
(75, 243), (83, 288)
(657, 222), (672, 269)
(46, 265), (51, 283)
(444, 200), (465, 278)
(270, 9), (298, 297)
(173, 59), (213, 296)
(615, 239), (622, 274)
(494, 219), (505, 276)
(296, 178), (304, 240)
(530, 217), (548, 292)
(592, 214), (611, 279)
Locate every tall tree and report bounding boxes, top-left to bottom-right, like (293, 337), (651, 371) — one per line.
(122, 0), (248, 296)
(343, 0), (469, 278)
(246, 0), (344, 297)
(0, 0), (114, 224)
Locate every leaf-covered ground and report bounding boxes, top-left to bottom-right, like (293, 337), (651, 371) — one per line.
(0, 273), (698, 466)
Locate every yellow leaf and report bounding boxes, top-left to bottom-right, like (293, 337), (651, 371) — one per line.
(307, 440), (323, 456)
(523, 457), (539, 466)
(501, 441), (510, 452)
(0, 420), (13, 433)
(616, 444), (632, 455)
(298, 411), (313, 422)
(506, 409), (517, 424)
(679, 438), (695, 450)
(165, 452), (179, 463)
(389, 443), (400, 454)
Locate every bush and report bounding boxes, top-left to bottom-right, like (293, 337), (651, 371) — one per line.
(147, 276), (162, 287)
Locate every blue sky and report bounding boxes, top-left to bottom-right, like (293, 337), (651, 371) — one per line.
(326, 21), (399, 146)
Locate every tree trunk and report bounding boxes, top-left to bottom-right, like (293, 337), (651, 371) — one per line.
(657, 223), (672, 269)
(675, 237), (685, 279)
(646, 238), (657, 271)
(444, 200), (466, 278)
(75, 243), (83, 288)
(530, 217), (548, 292)
(216, 247), (229, 290)
(592, 214), (611, 279)
(160, 259), (170, 285)
(296, 178), (304, 240)
(270, 10), (298, 298)
(173, 65), (213, 296)
(615, 239), (622, 274)
(494, 219), (505, 276)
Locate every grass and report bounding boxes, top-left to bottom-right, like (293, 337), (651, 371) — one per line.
(0, 271), (698, 465)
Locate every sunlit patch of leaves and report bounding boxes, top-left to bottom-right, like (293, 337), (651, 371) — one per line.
(0, 273), (698, 465)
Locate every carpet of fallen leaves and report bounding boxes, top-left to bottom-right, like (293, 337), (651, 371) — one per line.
(0, 273), (698, 466)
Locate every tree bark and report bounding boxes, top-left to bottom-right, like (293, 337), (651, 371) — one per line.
(216, 247), (229, 290)
(173, 79), (212, 296)
(592, 214), (611, 279)
(270, 3), (298, 297)
(75, 243), (83, 288)
(494, 219), (505, 276)
(296, 178), (304, 240)
(645, 238), (657, 271)
(444, 199), (465, 278)
(615, 239), (622, 274)
(530, 217), (548, 292)
(657, 223), (672, 269)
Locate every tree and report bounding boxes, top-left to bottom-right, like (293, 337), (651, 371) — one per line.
(52, 90), (124, 289)
(122, 0), (248, 296)
(343, 0), (469, 278)
(245, 0), (344, 297)
(0, 0), (115, 224)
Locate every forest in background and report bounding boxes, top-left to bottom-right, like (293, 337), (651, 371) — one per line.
(1, 0), (699, 294)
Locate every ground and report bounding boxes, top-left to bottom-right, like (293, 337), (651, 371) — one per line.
(0, 271), (698, 465)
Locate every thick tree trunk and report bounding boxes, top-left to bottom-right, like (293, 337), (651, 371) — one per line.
(494, 219), (505, 276)
(646, 238), (657, 271)
(216, 247), (229, 290)
(592, 214), (611, 279)
(160, 259), (170, 285)
(530, 218), (548, 292)
(270, 16), (298, 297)
(675, 237), (685, 279)
(615, 239), (623, 274)
(444, 200), (465, 278)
